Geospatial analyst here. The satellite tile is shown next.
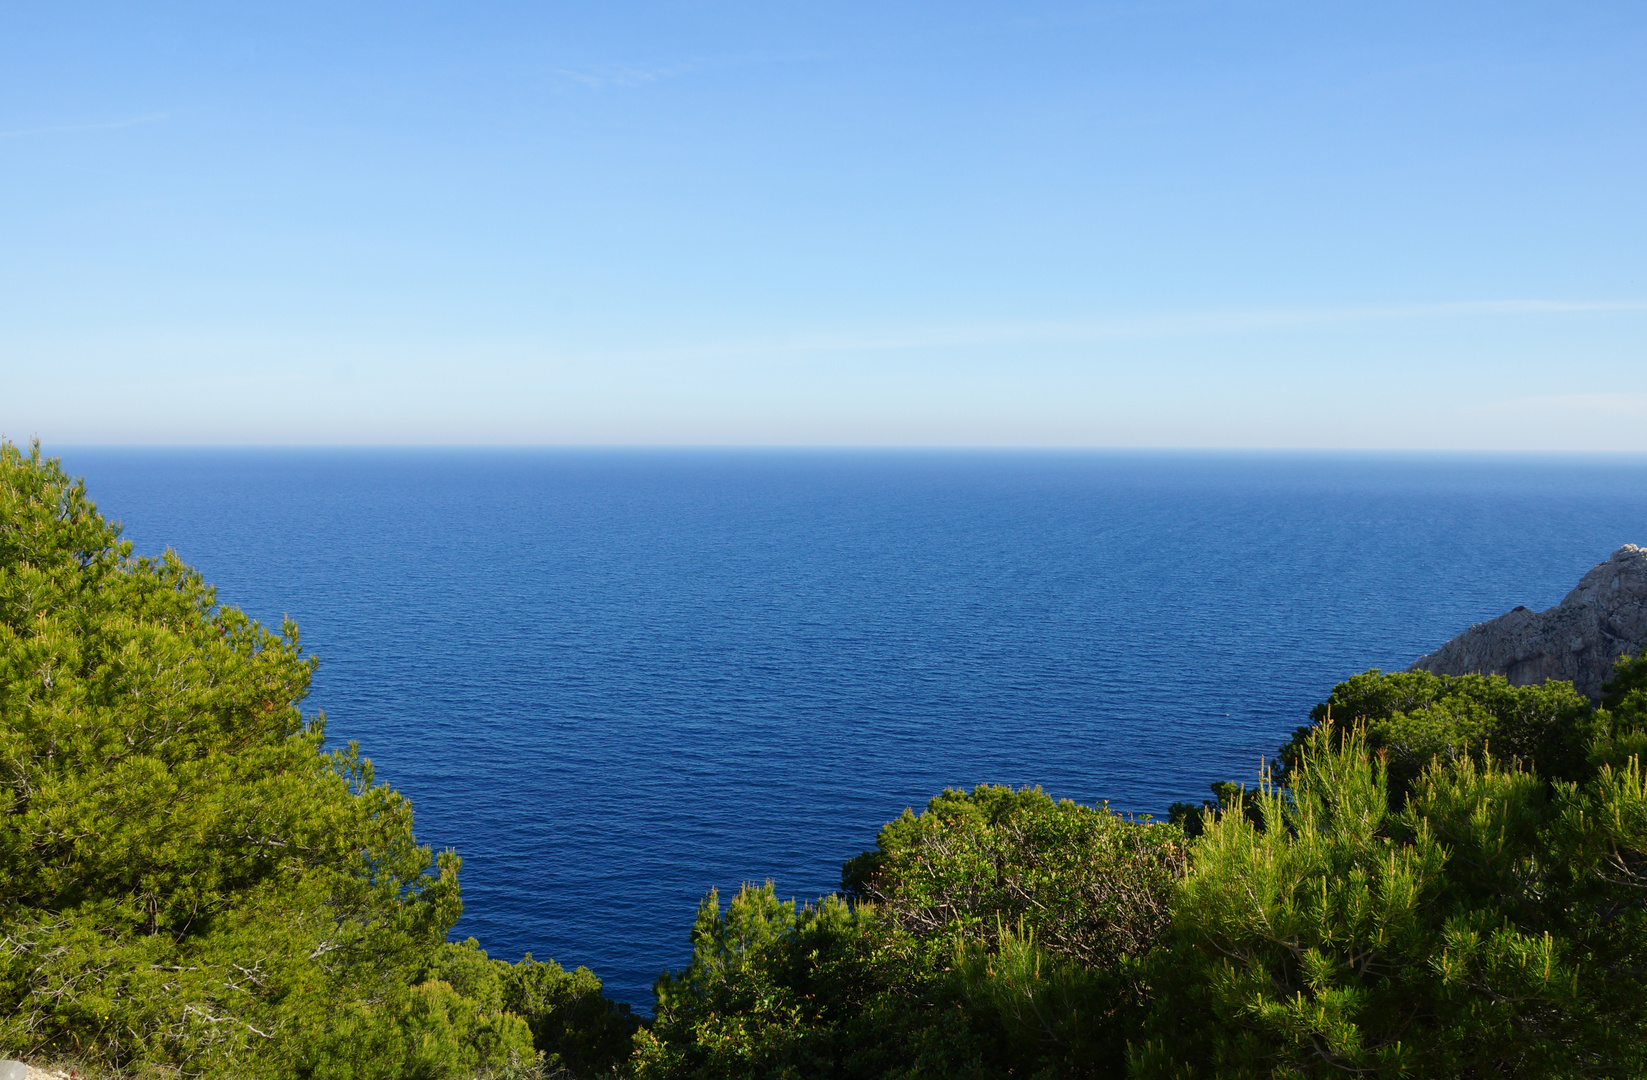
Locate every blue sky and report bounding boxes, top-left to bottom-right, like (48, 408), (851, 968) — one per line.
(3, 1), (1644, 448)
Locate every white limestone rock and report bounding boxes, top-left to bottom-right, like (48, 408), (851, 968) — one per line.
(0, 1061), (77, 1080)
(1409, 544), (1647, 700)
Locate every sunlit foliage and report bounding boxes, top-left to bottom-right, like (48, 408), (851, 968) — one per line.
(0, 442), (627, 1079)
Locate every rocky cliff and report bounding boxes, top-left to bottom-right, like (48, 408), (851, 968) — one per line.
(1409, 544), (1647, 699)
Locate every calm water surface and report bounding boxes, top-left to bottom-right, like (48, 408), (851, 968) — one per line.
(58, 449), (1647, 1007)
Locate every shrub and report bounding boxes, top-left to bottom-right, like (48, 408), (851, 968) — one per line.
(844, 785), (1186, 973)
(1276, 669), (1596, 798)
(1135, 722), (1647, 1078)
(638, 789), (1185, 1079)
(0, 443), (619, 1079)
(424, 938), (637, 1076)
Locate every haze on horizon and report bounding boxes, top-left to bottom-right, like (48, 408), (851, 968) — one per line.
(3, 2), (1644, 451)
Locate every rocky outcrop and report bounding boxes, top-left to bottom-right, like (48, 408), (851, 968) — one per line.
(1409, 544), (1647, 700)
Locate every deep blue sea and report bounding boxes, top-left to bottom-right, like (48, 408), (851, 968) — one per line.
(57, 449), (1647, 1008)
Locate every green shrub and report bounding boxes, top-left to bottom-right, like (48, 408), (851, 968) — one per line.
(635, 882), (996, 1080)
(845, 785), (1186, 973)
(949, 919), (1122, 1074)
(1276, 668), (1596, 799)
(637, 788), (1185, 1079)
(1135, 721), (1647, 1078)
(424, 938), (637, 1076)
(1592, 651), (1647, 772)
(0, 443), (621, 1079)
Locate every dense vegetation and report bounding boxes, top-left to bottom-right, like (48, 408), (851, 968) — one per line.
(4, 442), (1644, 1077)
(0, 443), (634, 1078)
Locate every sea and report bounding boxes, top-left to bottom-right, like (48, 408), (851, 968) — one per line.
(57, 448), (1647, 1009)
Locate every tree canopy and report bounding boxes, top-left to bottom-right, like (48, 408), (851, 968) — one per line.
(0, 442), (630, 1079)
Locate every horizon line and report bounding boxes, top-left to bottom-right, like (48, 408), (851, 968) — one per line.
(27, 442), (1647, 458)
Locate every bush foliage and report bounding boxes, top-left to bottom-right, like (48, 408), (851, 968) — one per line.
(0, 443), (631, 1079)
(636, 786), (1185, 1080)
(1137, 723), (1647, 1077)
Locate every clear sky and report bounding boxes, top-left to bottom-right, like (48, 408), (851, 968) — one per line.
(3, 2), (1644, 448)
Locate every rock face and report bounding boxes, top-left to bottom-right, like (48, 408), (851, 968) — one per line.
(0, 1062), (53, 1080)
(1409, 544), (1647, 700)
